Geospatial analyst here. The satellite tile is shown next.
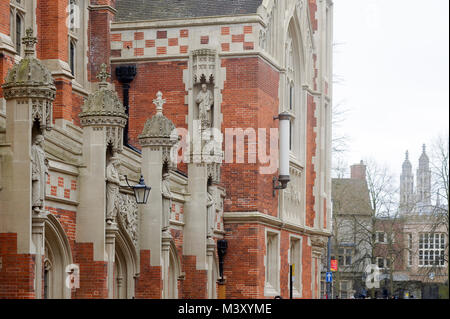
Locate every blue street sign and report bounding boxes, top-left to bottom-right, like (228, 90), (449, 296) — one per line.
(326, 272), (333, 283)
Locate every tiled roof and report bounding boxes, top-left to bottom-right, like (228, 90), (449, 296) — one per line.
(115, 0), (264, 22)
(332, 178), (373, 216)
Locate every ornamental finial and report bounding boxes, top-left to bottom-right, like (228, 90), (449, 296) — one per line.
(96, 63), (110, 88)
(153, 91), (166, 115)
(22, 28), (37, 57)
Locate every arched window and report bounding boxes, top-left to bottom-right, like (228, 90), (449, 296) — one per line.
(15, 14), (22, 53)
(285, 19), (306, 163)
(67, 0), (87, 83)
(10, 1), (26, 56)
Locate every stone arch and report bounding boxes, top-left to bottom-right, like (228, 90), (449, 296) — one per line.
(114, 227), (139, 299)
(44, 214), (73, 299)
(168, 240), (182, 299)
(286, 14), (307, 163)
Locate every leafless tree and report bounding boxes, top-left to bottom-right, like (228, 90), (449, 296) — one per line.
(428, 135), (449, 292)
(332, 159), (404, 298)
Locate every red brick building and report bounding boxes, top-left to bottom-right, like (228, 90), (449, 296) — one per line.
(0, 0), (333, 299)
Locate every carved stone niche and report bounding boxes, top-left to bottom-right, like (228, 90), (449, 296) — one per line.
(192, 49), (217, 131)
(207, 162), (221, 184)
(192, 49), (216, 85)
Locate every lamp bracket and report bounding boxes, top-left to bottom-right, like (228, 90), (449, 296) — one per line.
(273, 176), (290, 197)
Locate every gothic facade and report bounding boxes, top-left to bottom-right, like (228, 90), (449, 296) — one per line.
(0, 0), (333, 299)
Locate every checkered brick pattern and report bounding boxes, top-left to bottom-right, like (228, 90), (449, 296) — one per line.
(170, 203), (184, 223)
(46, 173), (78, 201)
(111, 24), (256, 59)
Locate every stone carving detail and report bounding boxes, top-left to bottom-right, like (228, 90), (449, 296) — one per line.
(192, 49), (216, 84)
(196, 84), (214, 130)
(285, 166), (302, 204)
(32, 135), (49, 213)
(105, 126), (123, 154)
(79, 63), (127, 153)
(259, 28), (267, 50)
(206, 186), (215, 238)
(106, 157), (121, 224)
(30, 100), (53, 132)
(207, 162), (221, 184)
(283, 165), (304, 224)
(161, 173), (172, 231)
(2, 28), (56, 130)
(118, 193), (139, 247)
(311, 235), (327, 257)
(139, 92), (177, 169)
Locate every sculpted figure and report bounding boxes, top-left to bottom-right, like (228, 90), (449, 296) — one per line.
(206, 186), (215, 238)
(195, 84), (213, 129)
(32, 135), (48, 213)
(161, 173), (172, 231)
(106, 157), (121, 224)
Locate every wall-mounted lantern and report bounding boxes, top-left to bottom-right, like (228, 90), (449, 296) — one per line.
(124, 175), (151, 204)
(273, 112), (293, 196)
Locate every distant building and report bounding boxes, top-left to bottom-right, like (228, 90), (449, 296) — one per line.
(326, 161), (373, 299)
(400, 145), (432, 215)
(374, 146), (448, 299)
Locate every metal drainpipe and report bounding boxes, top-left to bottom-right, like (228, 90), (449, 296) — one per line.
(115, 65), (137, 149)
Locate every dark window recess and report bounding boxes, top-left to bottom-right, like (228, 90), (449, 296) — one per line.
(16, 14), (22, 54)
(70, 41), (75, 75)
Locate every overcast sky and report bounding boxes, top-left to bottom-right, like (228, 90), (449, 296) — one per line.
(332, 0), (449, 182)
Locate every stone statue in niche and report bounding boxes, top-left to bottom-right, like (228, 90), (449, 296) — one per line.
(196, 83), (214, 129)
(106, 157), (121, 224)
(206, 186), (215, 238)
(161, 172), (172, 231)
(32, 135), (49, 213)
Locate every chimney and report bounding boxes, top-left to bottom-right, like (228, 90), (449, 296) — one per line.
(351, 160), (366, 180)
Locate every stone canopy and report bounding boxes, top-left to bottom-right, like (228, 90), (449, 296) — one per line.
(79, 88), (127, 119)
(139, 114), (176, 140)
(79, 64), (128, 127)
(2, 28), (55, 100)
(138, 91), (177, 147)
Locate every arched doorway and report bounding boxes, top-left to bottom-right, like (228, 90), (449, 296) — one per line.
(43, 214), (73, 299)
(114, 230), (138, 299)
(167, 242), (181, 299)
(114, 247), (127, 299)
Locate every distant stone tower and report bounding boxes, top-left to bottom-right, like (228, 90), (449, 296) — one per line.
(416, 144), (431, 212)
(400, 151), (414, 214)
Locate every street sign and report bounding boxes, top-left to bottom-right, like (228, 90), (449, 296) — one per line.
(330, 259), (338, 272)
(326, 272), (333, 283)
